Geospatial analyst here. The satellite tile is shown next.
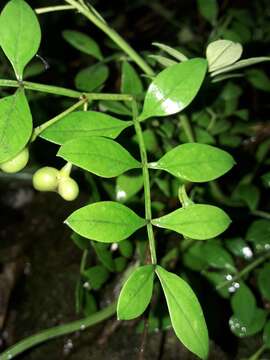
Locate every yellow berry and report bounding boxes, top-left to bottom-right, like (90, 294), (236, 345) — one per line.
(33, 166), (59, 191)
(0, 147), (29, 173)
(58, 178), (79, 201)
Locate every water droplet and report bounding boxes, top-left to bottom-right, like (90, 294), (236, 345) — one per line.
(63, 339), (74, 355)
(116, 190), (126, 201)
(228, 285), (236, 293)
(83, 281), (90, 289)
(80, 324), (86, 331)
(242, 246), (253, 259)
(226, 274), (233, 281)
(233, 282), (240, 289)
(110, 243), (118, 251)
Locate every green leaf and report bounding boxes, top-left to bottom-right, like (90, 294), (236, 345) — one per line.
(246, 69), (270, 92)
(114, 256), (127, 272)
(0, 89), (32, 163)
(71, 233), (89, 250)
(0, 0), (41, 79)
(92, 242), (115, 272)
(182, 243), (207, 271)
(229, 308), (267, 337)
(231, 283), (256, 324)
(149, 55), (177, 68)
(152, 204), (231, 240)
(58, 136), (141, 178)
(66, 201), (146, 243)
(206, 40), (243, 73)
(258, 264), (270, 301)
(75, 64), (109, 92)
(156, 266), (209, 359)
(121, 62), (143, 96)
(203, 243), (235, 272)
(263, 321), (270, 348)
(211, 57), (270, 77)
(232, 183), (259, 211)
(119, 239), (133, 258)
(82, 265), (109, 290)
(41, 111), (132, 145)
(139, 58), (207, 120)
(116, 173), (144, 202)
(246, 220), (270, 252)
(62, 30), (103, 60)
(150, 143), (235, 182)
(117, 265), (154, 320)
(197, 0), (218, 25)
(99, 100), (132, 116)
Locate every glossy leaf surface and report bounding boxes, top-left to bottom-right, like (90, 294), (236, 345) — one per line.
(140, 58), (207, 120)
(211, 57), (270, 76)
(0, 0), (41, 79)
(152, 204), (231, 240)
(151, 143), (235, 182)
(206, 40), (242, 72)
(41, 111), (132, 145)
(58, 137), (141, 178)
(62, 30), (102, 60)
(66, 201), (146, 242)
(0, 89), (32, 163)
(117, 265), (154, 320)
(156, 266), (209, 359)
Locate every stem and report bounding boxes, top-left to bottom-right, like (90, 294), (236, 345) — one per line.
(251, 209), (270, 220)
(35, 5), (75, 14)
(180, 114), (195, 142)
(0, 303), (116, 360)
(247, 344), (267, 360)
(216, 251), (270, 290)
(31, 98), (86, 141)
(132, 100), (157, 265)
(64, 0), (154, 77)
(0, 79), (133, 101)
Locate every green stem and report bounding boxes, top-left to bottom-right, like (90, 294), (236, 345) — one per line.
(0, 303), (116, 360)
(0, 79), (133, 101)
(216, 251), (270, 290)
(35, 5), (75, 14)
(247, 344), (267, 360)
(132, 100), (157, 265)
(80, 249), (88, 274)
(180, 114), (195, 142)
(251, 209), (270, 220)
(31, 98), (86, 141)
(64, 0), (154, 77)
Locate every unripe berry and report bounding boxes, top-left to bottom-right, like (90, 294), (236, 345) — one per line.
(33, 167), (59, 191)
(58, 177), (79, 201)
(0, 147), (29, 173)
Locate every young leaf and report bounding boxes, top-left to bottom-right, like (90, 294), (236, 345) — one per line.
(206, 40), (243, 73)
(75, 64), (109, 92)
(41, 111), (132, 145)
(246, 69), (270, 92)
(117, 265), (154, 320)
(139, 58), (207, 120)
(121, 62), (143, 96)
(152, 42), (188, 62)
(150, 143), (235, 182)
(156, 266), (209, 359)
(58, 136), (141, 178)
(211, 57), (270, 77)
(0, 89), (32, 163)
(62, 30), (103, 60)
(246, 219), (270, 251)
(65, 201), (146, 242)
(152, 204), (231, 240)
(0, 0), (41, 79)
(231, 283), (256, 324)
(229, 309), (267, 337)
